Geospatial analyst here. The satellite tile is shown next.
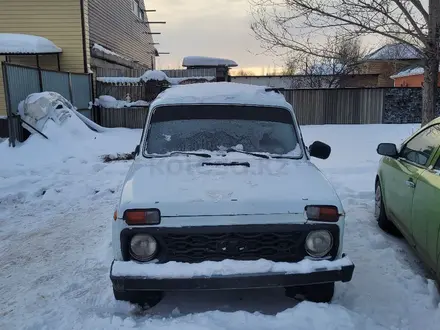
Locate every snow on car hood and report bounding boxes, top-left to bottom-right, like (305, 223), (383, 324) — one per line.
(118, 155), (342, 217)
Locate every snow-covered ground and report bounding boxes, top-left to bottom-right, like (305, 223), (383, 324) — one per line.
(1, 120), (439, 330)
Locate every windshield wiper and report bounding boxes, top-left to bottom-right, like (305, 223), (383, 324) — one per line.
(271, 155), (299, 159)
(145, 151), (211, 158)
(168, 151), (211, 158)
(225, 148), (270, 159)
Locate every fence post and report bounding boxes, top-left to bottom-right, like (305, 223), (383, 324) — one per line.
(68, 72), (73, 103)
(2, 62), (16, 147)
(124, 105), (127, 127)
(89, 73), (97, 123)
(91, 74), (102, 125)
(37, 68), (43, 92)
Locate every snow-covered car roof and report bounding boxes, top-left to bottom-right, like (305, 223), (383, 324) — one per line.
(150, 82), (293, 110)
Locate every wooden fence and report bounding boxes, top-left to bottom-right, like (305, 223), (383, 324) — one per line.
(281, 88), (384, 125)
(100, 106), (148, 128)
(96, 87), (429, 128)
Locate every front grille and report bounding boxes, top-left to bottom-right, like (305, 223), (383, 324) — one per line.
(161, 231), (304, 263)
(120, 224), (340, 264)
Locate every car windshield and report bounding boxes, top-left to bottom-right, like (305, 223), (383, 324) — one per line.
(144, 105), (302, 157)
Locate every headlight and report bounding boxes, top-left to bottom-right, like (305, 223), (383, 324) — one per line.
(130, 234), (158, 262)
(305, 230), (333, 258)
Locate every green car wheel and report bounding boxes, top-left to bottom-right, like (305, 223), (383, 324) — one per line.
(375, 180), (392, 231)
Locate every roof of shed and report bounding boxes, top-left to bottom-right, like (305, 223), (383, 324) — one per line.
(0, 33), (62, 55)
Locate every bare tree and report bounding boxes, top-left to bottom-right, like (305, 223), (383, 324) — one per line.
(260, 65), (280, 75)
(284, 36), (365, 88)
(250, 0), (440, 125)
(233, 69), (256, 76)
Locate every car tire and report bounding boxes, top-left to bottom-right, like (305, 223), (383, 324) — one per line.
(113, 288), (164, 309)
(375, 180), (401, 236)
(285, 283), (335, 303)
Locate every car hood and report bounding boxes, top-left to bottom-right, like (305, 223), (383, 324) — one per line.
(118, 156), (342, 217)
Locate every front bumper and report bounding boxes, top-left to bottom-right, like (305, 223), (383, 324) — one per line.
(110, 255), (354, 292)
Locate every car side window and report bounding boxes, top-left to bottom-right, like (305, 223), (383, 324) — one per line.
(434, 157), (440, 170)
(400, 124), (440, 167)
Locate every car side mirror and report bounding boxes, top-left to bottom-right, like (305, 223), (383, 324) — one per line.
(132, 145), (140, 158)
(377, 143), (398, 158)
(309, 141), (331, 159)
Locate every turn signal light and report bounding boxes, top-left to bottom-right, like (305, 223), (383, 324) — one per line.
(123, 209), (161, 225)
(305, 205), (340, 222)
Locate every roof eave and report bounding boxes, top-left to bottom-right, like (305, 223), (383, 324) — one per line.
(0, 51), (62, 55)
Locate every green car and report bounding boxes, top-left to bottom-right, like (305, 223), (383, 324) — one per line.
(376, 117), (440, 284)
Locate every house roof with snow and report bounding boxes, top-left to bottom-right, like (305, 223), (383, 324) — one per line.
(0, 33), (62, 55)
(150, 82), (291, 109)
(390, 65), (440, 79)
(364, 43), (422, 61)
(182, 56), (238, 68)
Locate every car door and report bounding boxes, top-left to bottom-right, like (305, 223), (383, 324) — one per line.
(383, 124), (440, 242)
(411, 142), (440, 277)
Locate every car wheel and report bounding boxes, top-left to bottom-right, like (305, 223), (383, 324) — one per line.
(285, 283), (335, 303)
(113, 288), (164, 309)
(375, 180), (398, 234)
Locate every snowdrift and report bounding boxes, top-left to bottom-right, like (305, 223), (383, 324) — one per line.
(17, 92), (109, 137)
(18, 92), (73, 135)
(0, 92), (117, 161)
(1, 92), (141, 166)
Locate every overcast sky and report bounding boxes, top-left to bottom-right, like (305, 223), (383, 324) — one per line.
(149, 0), (282, 73)
(148, 0), (429, 73)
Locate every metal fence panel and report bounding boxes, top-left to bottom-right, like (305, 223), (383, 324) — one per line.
(41, 70), (71, 101)
(5, 64), (40, 114)
(71, 74), (92, 109)
(77, 109), (92, 119)
(2, 63), (94, 144)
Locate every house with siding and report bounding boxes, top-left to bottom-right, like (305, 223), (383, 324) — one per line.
(360, 43), (423, 87)
(0, 0), (159, 119)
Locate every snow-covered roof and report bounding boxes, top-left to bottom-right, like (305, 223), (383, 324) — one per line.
(96, 77), (143, 85)
(390, 65), (440, 79)
(183, 56), (238, 68)
(150, 82), (291, 109)
(92, 43), (128, 60)
(97, 70), (216, 85)
(0, 33), (62, 54)
(364, 43), (422, 61)
(97, 68), (219, 86)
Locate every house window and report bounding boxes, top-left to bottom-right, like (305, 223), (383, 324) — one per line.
(131, 0), (144, 20)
